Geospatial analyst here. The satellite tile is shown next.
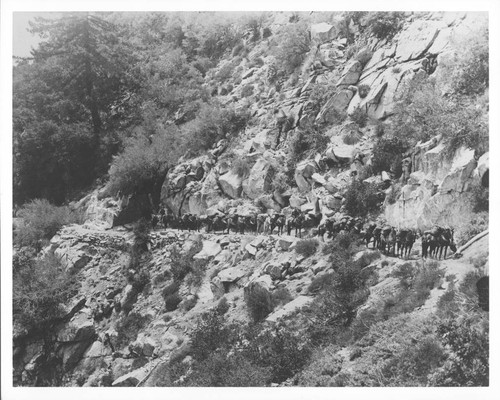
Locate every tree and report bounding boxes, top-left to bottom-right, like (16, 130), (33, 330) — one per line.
(107, 125), (182, 208)
(28, 13), (140, 142)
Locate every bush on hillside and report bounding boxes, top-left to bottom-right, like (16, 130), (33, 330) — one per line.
(350, 108), (368, 128)
(181, 103), (250, 156)
(451, 29), (489, 97)
(13, 250), (79, 331)
(371, 137), (409, 177)
(274, 21), (311, 74)
(343, 180), (382, 218)
(295, 239), (319, 258)
(430, 315), (489, 386)
(15, 199), (82, 249)
(364, 12), (404, 39)
(246, 286), (274, 322)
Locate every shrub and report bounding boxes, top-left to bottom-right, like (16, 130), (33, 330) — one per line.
(364, 12), (404, 39)
(295, 239), (319, 258)
(164, 293), (182, 312)
(272, 286), (293, 308)
(343, 129), (362, 145)
(170, 238), (203, 282)
(451, 29), (488, 97)
(371, 136), (409, 177)
(184, 351), (270, 386)
(108, 130), (181, 208)
(246, 286), (274, 322)
(386, 183), (402, 205)
(13, 251), (79, 331)
(231, 157), (252, 177)
(190, 311), (237, 361)
(181, 103), (249, 156)
(343, 180), (382, 217)
(243, 323), (312, 383)
(350, 108), (368, 128)
(308, 272), (335, 294)
(357, 84), (370, 98)
(355, 50), (373, 68)
(470, 180), (489, 213)
(430, 315), (489, 386)
(455, 212), (488, 246)
(274, 21), (311, 74)
(216, 296), (230, 315)
(15, 199), (82, 248)
(262, 27), (272, 39)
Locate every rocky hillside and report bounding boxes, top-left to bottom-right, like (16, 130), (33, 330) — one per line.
(12, 11), (489, 387)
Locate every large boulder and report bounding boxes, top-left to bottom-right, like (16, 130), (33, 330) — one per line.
(294, 160), (318, 192)
(112, 366), (149, 387)
(347, 60), (423, 120)
(54, 242), (92, 274)
(193, 240), (221, 260)
(219, 171), (243, 199)
(243, 158), (275, 199)
(439, 147), (477, 193)
(395, 20), (447, 62)
(311, 22), (337, 43)
(57, 309), (96, 371)
(316, 90), (354, 124)
(337, 60), (363, 87)
(266, 296), (313, 322)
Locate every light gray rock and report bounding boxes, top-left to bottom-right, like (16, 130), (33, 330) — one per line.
(266, 296), (313, 322)
(337, 60), (363, 87)
(219, 171), (243, 199)
(311, 22), (337, 43)
(243, 158), (275, 199)
(395, 20), (446, 62)
(193, 241), (222, 260)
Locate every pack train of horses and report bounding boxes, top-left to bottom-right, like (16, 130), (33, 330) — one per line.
(150, 209), (456, 260)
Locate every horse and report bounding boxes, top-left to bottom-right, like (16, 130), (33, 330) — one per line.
(270, 213), (286, 235)
(402, 229), (416, 259)
(256, 213), (267, 234)
(380, 226), (397, 255)
(435, 228), (456, 260)
(362, 222), (377, 248)
(286, 213), (304, 237)
(372, 226), (382, 250)
(226, 214), (240, 234)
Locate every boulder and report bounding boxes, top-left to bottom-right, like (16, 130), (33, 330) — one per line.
(219, 171), (243, 199)
(218, 266), (247, 283)
(474, 152), (489, 182)
(276, 237), (296, 251)
(311, 22), (337, 43)
(395, 20), (446, 62)
(337, 60), (363, 87)
(311, 173), (326, 186)
(193, 240), (221, 260)
(243, 158), (275, 199)
(112, 366), (148, 387)
(264, 263), (283, 280)
(129, 334), (156, 358)
(54, 243), (92, 274)
(289, 194), (307, 209)
(266, 296), (313, 322)
(57, 309), (96, 371)
(245, 243), (258, 257)
(316, 90), (354, 124)
(294, 160), (318, 192)
(439, 147), (477, 193)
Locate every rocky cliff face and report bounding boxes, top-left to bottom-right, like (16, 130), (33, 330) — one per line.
(151, 11), (488, 236)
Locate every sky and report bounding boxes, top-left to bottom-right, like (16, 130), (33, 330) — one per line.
(12, 12), (60, 57)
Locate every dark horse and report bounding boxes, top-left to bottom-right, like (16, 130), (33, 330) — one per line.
(270, 213), (286, 235)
